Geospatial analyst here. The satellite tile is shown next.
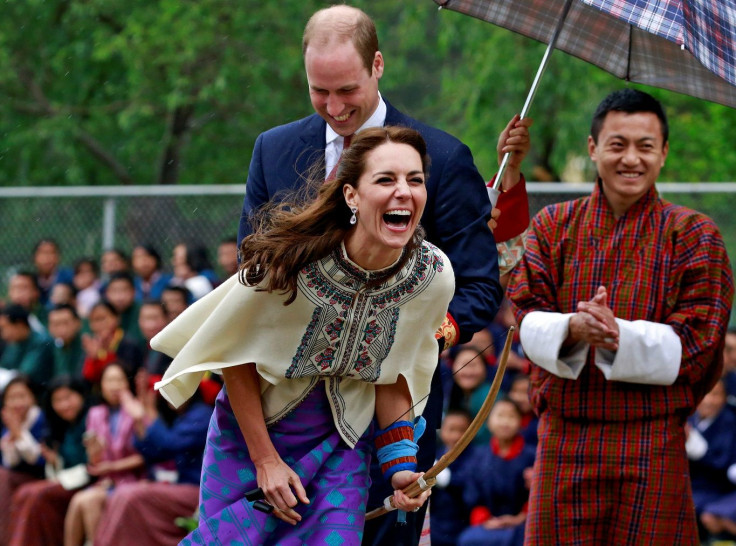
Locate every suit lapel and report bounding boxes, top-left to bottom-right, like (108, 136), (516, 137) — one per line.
(297, 114), (328, 180)
(384, 100), (407, 126)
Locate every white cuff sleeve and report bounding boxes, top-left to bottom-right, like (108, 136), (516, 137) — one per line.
(15, 430), (42, 464)
(685, 427), (708, 460)
(728, 463), (736, 484)
(435, 467), (451, 489)
(0, 435), (19, 467)
(520, 311), (589, 380)
(594, 319), (681, 385)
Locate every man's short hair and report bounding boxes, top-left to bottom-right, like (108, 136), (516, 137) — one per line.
(73, 257), (100, 276)
(590, 88), (669, 144)
(134, 244), (162, 269)
(302, 5), (379, 73)
(12, 271), (40, 291)
(49, 303), (80, 321)
(162, 284), (192, 305)
(1, 304), (30, 326)
(33, 238), (60, 254)
(107, 271), (135, 288)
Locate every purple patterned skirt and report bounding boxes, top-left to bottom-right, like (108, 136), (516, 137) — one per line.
(182, 382), (372, 546)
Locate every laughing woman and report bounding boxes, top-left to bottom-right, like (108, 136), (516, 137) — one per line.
(152, 126), (454, 544)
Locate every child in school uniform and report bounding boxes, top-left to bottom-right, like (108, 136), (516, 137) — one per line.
(430, 408), (474, 546)
(507, 374), (538, 447)
(686, 379), (736, 519)
(458, 398), (535, 546)
(700, 462), (736, 541)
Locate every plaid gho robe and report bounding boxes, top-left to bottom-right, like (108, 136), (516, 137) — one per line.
(509, 182), (734, 545)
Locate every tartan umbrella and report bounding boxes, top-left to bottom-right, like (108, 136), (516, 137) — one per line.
(432, 0), (736, 193)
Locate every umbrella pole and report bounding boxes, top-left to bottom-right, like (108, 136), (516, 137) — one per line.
(490, 0), (575, 196)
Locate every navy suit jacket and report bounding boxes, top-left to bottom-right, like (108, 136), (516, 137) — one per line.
(238, 100), (502, 344)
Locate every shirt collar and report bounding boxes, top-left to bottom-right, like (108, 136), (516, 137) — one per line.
(325, 92), (387, 146)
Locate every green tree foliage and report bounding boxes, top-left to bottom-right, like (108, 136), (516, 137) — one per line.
(421, 8), (736, 182)
(1, 0), (735, 186)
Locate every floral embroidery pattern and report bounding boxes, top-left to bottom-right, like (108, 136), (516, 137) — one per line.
(362, 320), (382, 344)
(287, 243), (444, 381)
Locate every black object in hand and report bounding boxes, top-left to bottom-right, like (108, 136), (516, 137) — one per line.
(253, 500), (275, 514)
(244, 488), (265, 502)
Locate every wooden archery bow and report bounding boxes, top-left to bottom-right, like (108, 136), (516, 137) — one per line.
(365, 326), (514, 520)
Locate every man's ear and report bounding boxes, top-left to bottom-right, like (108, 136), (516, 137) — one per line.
(587, 135), (597, 161)
(373, 51), (384, 79)
(661, 141), (669, 167)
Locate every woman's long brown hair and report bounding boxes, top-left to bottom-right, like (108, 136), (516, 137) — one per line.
(239, 125), (430, 304)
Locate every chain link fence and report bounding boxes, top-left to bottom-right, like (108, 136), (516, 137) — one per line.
(1, 183), (735, 320)
(0, 186), (244, 293)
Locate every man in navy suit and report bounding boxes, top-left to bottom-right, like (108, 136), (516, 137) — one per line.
(237, 5), (530, 545)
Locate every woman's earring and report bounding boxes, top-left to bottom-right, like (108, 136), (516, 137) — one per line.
(350, 207), (358, 225)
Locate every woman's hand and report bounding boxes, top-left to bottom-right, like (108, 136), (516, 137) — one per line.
(83, 432), (104, 464)
(120, 390), (145, 421)
(484, 513), (526, 529)
(390, 471), (431, 513)
(40, 444), (58, 466)
(87, 459), (115, 476)
(81, 333), (102, 358)
(1, 407), (22, 440)
(255, 455), (310, 525)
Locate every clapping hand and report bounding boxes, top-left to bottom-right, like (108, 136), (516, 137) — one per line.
(568, 285), (620, 351)
(1, 406), (23, 440)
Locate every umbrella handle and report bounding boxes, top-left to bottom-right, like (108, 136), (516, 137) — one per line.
(487, 186), (500, 208)
(491, 0), (575, 191)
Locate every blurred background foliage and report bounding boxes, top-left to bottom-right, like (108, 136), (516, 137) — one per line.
(1, 0), (736, 187)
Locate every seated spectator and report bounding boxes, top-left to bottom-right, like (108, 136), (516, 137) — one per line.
(507, 374), (538, 447)
(49, 282), (77, 310)
(0, 305), (54, 390)
(686, 379), (736, 520)
(160, 285), (191, 322)
(72, 258), (101, 319)
(458, 398), (535, 546)
(64, 363), (145, 546)
(489, 299), (531, 378)
(446, 344), (492, 446)
(138, 300), (172, 379)
(100, 248), (130, 282)
(7, 271), (47, 332)
(94, 386), (211, 546)
(724, 327), (736, 412)
(9, 375), (89, 546)
(104, 272), (144, 344)
(132, 244), (172, 302)
(48, 304), (85, 379)
(32, 238), (73, 308)
(700, 468), (736, 541)
(0, 375), (47, 544)
(136, 298), (222, 404)
(170, 242), (214, 301)
(431, 408), (473, 546)
(215, 237), (239, 285)
(469, 325), (517, 393)
(81, 301), (143, 388)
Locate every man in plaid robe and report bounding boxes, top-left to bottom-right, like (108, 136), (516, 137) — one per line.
(508, 89), (734, 545)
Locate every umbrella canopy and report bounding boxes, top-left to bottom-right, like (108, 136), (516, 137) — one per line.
(433, 0), (736, 109)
